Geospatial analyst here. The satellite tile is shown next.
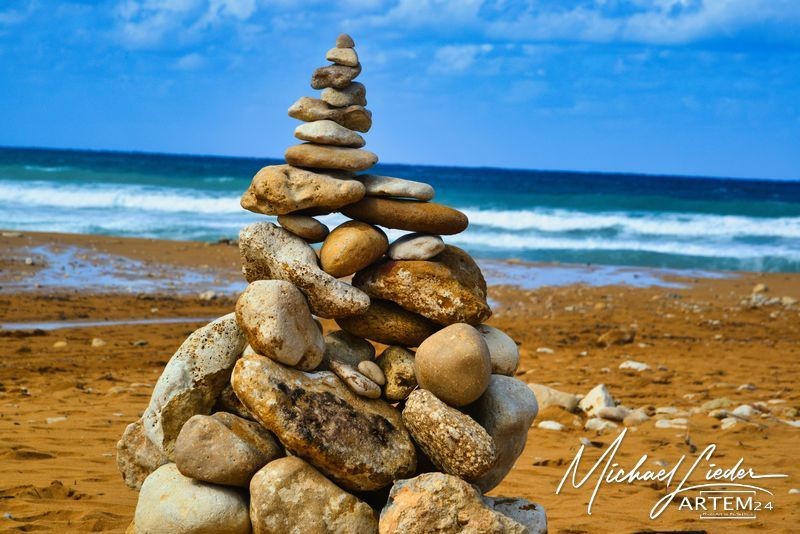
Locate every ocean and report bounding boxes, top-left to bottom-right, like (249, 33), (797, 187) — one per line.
(1, 147), (799, 273)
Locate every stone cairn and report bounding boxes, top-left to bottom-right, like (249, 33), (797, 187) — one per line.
(117, 34), (547, 534)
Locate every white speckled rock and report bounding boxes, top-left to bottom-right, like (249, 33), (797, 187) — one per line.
(476, 324), (520, 376)
(379, 473), (525, 533)
(387, 233), (445, 261)
(354, 174), (435, 201)
(467, 375), (538, 492)
(235, 280), (324, 370)
(294, 119), (365, 147)
(142, 314), (247, 458)
(483, 496), (548, 534)
(239, 222), (370, 318)
(527, 383), (579, 412)
(414, 323), (491, 407)
(116, 418), (169, 489)
(579, 384), (616, 416)
(402, 389), (495, 480)
(250, 457), (377, 534)
(134, 463), (250, 534)
(232, 353), (416, 491)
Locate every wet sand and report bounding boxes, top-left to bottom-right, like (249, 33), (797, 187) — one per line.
(1, 231), (798, 532)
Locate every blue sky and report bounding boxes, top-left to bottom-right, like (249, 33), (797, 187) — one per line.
(1, 0), (799, 179)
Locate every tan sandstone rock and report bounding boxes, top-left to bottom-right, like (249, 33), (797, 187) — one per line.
(326, 47), (359, 67)
(250, 457), (377, 534)
(174, 412), (282, 487)
(336, 299), (440, 347)
(239, 222), (370, 318)
(379, 473), (524, 534)
(342, 197), (467, 235)
(320, 221), (388, 278)
(241, 164), (364, 216)
(285, 143), (378, 172)
(414, 323), (491, 407)
(336, 33), (355, 48)
(353, 246), (491, 326)
(402, 389), (496, 480)
(116, 418), (169, 489)
(322, 82), (367, 107)
(277, 214), (330, 243)
(377, 346), (417, 402)
(231, 353), (417, 491)
(329, 359), (382, 399)
(288, 97), (372, 132)
(311, 63), (362, 90)
(235, 280), (324, 370)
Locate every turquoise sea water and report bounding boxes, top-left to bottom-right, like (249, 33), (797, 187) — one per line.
(1, 147), (799, 272)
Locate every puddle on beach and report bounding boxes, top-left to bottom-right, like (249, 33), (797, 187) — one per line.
(0, 244), (245, 295)
(1, 316), (220, 332)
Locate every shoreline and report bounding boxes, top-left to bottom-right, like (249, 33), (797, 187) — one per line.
(1, 230), (799, 532)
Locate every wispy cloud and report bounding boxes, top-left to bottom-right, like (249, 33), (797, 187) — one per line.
(431, 43), (493, 74)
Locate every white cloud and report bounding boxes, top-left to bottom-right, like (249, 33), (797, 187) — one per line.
(431, 43), (493, 74)
(174, 51), (206, 69)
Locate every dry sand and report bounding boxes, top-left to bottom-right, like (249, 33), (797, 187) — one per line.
(1, 231), (798, 532)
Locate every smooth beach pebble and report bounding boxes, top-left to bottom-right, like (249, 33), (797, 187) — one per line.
(294, 119), (365, 147)
(288, 97), (372, 132)
(357, 360), (385, 386)
(323, 330), (375, 368)
(342, 197), (467, 235)
(321, 82), (367, 107)
(336, 33), (355, 48)
(414, 323), (492, 407)
(329, 359), (382, 399)
(320, 221), (388, 278)
(235, 280), (324, 370)
(326, 47), (359, 67)
(285, 143), (377, 172)
(354, 174), (435, 201)
(335, 299), (440, 347)
(388, 233), (445, 260)
(277, 214), (330, 243)
(476, 324), (520, 376)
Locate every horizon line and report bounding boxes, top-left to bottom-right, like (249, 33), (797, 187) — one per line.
(1, 144), (798, 184)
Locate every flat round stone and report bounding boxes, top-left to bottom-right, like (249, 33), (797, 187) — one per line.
(285, 144), (378, 172)
(294, 120), (365, 147)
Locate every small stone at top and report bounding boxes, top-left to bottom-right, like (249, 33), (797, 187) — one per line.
(337, 33), (355, 48)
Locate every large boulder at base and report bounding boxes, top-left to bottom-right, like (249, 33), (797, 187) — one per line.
(250, 457), (377, 534)
(142, 314), (247, 458)
(379, 473), (526, 534)
(235, 280), (324, 370)
(241, 164), (364, 216)
(483, 497), (548, 534)
(231, 353), (417, 491)
(336, 299), (439, 347)
(402, 389), (495, 480)
(134, 463), (250, 534)
(467, 375), (539, 492)
(414, 323), (492, 407)
(116, 418), (169, 489)
(174, 412), (283, 487)
(353, 246), (490, 326)
(239, 222), (370, 318)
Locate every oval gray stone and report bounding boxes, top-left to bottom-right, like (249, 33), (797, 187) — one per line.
(294, 120), (365, 147)
(354, 174), (435, 201)
(388, 233), (445, 261)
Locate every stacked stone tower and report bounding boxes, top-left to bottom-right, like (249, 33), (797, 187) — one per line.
(117, 34), (547, 534)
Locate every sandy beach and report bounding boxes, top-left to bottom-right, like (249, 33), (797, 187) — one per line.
(1, 230), (799, 533)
